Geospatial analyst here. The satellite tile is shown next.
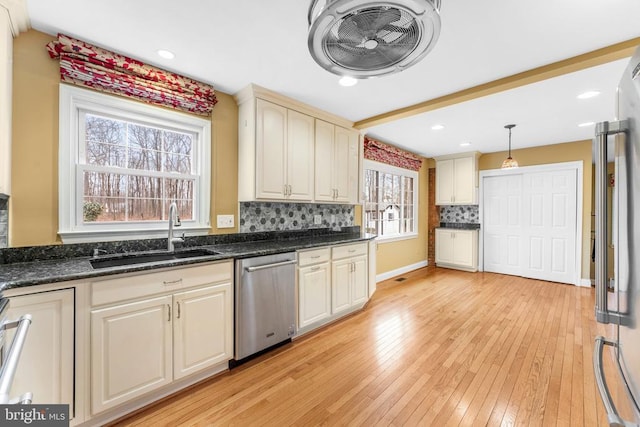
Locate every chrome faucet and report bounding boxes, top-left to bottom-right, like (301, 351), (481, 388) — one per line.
(167, 202), (184, 252)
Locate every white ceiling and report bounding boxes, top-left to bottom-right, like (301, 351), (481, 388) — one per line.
(25, 0), (640, 158)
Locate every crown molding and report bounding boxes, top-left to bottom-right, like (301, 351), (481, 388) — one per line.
(0, 0), (30, 36)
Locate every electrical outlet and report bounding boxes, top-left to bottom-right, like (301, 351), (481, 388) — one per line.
(314, 214), (322, 225)
(331, 214), (336, 224)
(216, 215), (234, 228)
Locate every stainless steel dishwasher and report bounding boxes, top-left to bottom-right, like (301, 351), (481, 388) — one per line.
(233, 252), (297, 364)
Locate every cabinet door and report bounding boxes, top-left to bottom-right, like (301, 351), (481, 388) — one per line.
(351, 256), (368, 306)
(331, 259), (352, 314)
(435, 229), (454, 264)
(452, 230), (474, 268)
(173, 283), (233, 380)
(453, 156), (474, 204)
(91, 295), (173, 414)
(287, 110), (314, 201)
(256, 99), (287, 199)
(298, 262), (331, 328)
(6, 289), (74, 413)
(0, 11), (11, 195)
(314, 120), (335, 202)
(334, 127), (359, 203)
(436, 159), (455, 205)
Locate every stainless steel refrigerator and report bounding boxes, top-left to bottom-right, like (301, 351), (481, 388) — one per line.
(594, 46), (640, 426)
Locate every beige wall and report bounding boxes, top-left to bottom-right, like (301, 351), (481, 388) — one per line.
(478, 139), (593, 280)
(375, 159), (429, 276)
(10, 30), (239, 247)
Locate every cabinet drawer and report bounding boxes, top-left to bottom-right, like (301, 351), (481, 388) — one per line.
(91, 261), (233, 306)
(298, 247), (330, 266)
(332, 243), (367, 260)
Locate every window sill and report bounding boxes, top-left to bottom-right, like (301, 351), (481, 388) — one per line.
(374, 233), (418, 244)
(58, 226), (212, 244)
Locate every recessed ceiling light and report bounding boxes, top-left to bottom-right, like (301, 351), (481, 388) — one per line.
(460, 142), (471, 147)
(157, 49), (175, 59)
(577, 91), (600, 99)
(338, 76), (358, 87)
(431, 124), (445, 130)
(578, 122), (595, 127)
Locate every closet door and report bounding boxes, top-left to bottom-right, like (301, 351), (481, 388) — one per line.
(482, 167), (578, 284)
(483, 174), (522, 276)
(521, 169), (577, 283)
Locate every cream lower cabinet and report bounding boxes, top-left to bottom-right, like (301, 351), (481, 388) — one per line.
(90, 262), (233, 415)
(297, 248), (331, 328)
(331, 243), (368, 315)
(435, 228), (479, 271)
(6, 288), (75, 414)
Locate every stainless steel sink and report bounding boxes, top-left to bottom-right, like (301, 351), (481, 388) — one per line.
(90, 249), (219, 269)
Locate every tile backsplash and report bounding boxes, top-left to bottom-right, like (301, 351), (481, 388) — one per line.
(439, 205), (479, 224)
(239, 202), (354, 233)
(0, 196), (7, 248)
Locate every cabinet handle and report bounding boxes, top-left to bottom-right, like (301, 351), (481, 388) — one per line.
(348, 249), (356, 253)
(310, 255), (321, 259)
(311, 266), (320, 271)
(163, 278), (182, 286)
(288, 185), (292, 196)
(284, 184), (288, 196)
(167, 304), (171, 322)
(176, 302), (181, 319)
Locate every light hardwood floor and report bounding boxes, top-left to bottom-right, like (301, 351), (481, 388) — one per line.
(113, 268), (619, 426)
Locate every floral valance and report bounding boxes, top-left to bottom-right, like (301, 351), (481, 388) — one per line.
(364, 137), (422, 171)
(46, 34), (217, 116)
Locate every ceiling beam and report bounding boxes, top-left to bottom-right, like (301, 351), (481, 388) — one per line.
(354, 37), (640, 130)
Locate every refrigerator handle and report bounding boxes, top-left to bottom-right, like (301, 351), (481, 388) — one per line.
(593, 336), (637, 427)
(594, 120), (628, 325)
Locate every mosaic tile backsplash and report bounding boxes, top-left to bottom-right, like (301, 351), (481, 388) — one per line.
(240, 202), (355, 233)
(0, 197), (7, 249)
(439, 205), (479, 224)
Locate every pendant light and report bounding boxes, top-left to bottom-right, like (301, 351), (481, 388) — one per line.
(501, 124), (519, 169)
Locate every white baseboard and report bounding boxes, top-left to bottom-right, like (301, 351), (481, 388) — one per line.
(376, 260), (428, 283)
(577, 278), (593, 287)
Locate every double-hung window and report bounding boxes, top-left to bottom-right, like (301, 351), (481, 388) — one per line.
(364, 159), (418, 241)
(59, 85), (211, 243)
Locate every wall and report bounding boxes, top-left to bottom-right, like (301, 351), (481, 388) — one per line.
(478, 139), (592, 281)
(10, 30), (239, 247)
(375, 158), (429, 276)
(239, 202), (354, 232)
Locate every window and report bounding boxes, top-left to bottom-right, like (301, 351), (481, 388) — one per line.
(364, 160), (418, 241)
(59, 85), (211, 243)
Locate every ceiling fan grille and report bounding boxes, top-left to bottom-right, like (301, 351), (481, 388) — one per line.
(308, 0), (441, 78)
(325, 8), (420, 71)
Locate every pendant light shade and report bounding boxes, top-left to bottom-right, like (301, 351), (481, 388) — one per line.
(501, 124), (519, 169)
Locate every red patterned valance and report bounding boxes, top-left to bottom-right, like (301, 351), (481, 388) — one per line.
(364, 137), (422, 171)
(46, 34), (217, 116)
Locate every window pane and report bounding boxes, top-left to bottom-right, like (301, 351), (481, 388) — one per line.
(128, 148), (160, 171)
(127, 176), (163, 221)
(83, 171), (126, 222)
(165, 178), (194, 220)
(85, 115), (126, 167)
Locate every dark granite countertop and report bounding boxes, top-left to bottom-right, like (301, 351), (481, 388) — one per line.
(438, 223), (481, 230)
(0, 230), (375, 291)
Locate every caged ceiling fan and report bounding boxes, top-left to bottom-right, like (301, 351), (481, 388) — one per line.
(307, 0), (442, 79)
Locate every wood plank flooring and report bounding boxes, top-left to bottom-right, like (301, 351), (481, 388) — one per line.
(113, 268), (620, 426)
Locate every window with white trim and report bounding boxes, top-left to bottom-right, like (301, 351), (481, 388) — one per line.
(363, 160), (418, 240)
(59, 85), (211, 243)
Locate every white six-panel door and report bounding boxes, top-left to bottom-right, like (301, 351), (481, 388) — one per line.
(482, 165), (578, 284)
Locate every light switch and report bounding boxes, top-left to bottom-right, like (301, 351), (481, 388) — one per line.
(314, 214), (322, 225)
(217, 215), (235, 228)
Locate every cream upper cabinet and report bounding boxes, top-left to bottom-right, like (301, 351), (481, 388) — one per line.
(0, 10), (12, 195)
(6, 288), (75, 414)
(435, 228), (478, 272)
(315, 120), (359, 203)
(237, 84), (360, 203)
(255, 99), (314, 201)
(435, 152), (480, 205)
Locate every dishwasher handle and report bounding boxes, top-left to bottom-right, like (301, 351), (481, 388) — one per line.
(0, 315), (33, 404)
(245, 259), (297, 273)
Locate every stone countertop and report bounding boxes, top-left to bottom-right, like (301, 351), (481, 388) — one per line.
(0, 232), (375, 291)
(438, 223), (481, 230)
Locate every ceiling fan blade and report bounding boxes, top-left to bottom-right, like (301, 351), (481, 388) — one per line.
(351, 8), (401, 35)
(337, 18), (367, 45)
